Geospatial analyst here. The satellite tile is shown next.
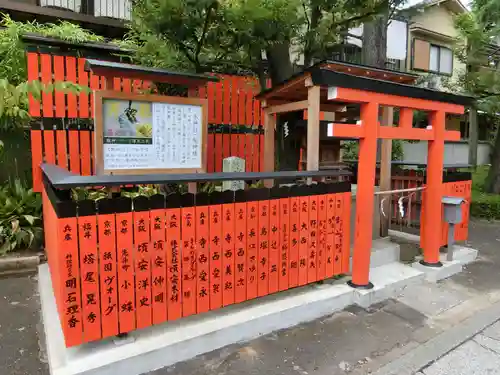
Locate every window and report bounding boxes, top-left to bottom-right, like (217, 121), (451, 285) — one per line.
(412, 39), (453, 75)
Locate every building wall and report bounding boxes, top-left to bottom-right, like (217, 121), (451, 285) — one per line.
(401, 141), (492, 165)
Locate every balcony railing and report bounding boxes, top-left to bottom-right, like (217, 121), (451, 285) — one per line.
(39, 0), (130, 20)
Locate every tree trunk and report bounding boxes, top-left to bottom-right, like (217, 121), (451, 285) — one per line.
(361, 14), (388, 68)
(485, 123), (500, 193)
(266, 42), (301, 172)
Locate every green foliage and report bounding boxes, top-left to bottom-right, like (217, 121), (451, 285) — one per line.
(0, 14), (99, 131)
(0, 178), (42, 254)
(470, 165), (500, 220)
(341, 139), (404, 160)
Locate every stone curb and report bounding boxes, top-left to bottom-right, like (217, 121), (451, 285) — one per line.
(0, 254), (43, 277)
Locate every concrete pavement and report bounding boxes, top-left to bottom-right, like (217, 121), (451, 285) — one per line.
(0, 219), (498, 375)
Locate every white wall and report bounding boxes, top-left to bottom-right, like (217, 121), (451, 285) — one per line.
(401, 141), (492, 165)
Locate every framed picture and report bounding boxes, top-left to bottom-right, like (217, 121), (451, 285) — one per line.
(94, 90), (208, 175)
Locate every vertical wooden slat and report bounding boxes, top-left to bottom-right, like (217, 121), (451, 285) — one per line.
(279, 193), (290, 291)
(78, 208), (101, 343)
(223, 76), (231, 125)
(333, 194), (343, 276)
(122, 78), (132, 93)
(223, 131), (230, 161)
(230, 133), (238, 157)
(150, 203), (167, 325)
(207, 82), (216, 123)
(231, 76), (239, 125)
(53, 55), (66, 118)
(259, 133), (265, 172)
(30, 129), (43, 192)
(27, 52), (41, 117)
(134, 203), (152, 329)
(80, 130), (92, 176)
(253, 134), (260, 173)
(341, 192), (352, 274)
(246, 199), (259, 300)
(298, 195), (310, 286)
(214, 132), (223, 172)
(166, 204), (182, 320)
(245, 133), (254, 172)
(97, 205), (119, 339)
(66, 57), (78, 118)
(68, 129), (81, 175)
(196, 198), (210, 314)
(238, 132), (246, 161)
(288, 197), (300, 287)
(308, 195), (319, 283)
(317, 193), (328, 280)
(78, 58), (89, 118)
(40, 54), (54, 117)
(116, 209), (136, 333)
(253, 99), (261, 126)
(222, 201), (235, 306)
(89, 72), (100, 118)
(245, 83), (254, 126)
(56, 129), (68, 170)
(43, 129), (56, 164)
(234, 199), (247, 303)
(215, 81), (223, 124)
(326, 191), (336, 278)
(238, 78), (246, 126)
(268, 197), (280, 294)
(181, 200), (197, 317)
(257, 197), (270, 297)
(207, 132), (215, 173)
(209, 202), (223, 309)
(58, 216), (83, 347)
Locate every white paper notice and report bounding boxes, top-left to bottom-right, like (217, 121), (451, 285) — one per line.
(102, 99), (203, 171)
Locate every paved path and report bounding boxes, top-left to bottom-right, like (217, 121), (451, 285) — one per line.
(0, 219), (498, 375)
(419, 320), (500, 375)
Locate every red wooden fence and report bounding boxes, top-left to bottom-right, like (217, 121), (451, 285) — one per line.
(43, 181), (351, 347)
(28, 52), (267, 192)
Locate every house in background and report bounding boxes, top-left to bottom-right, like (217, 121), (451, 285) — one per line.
(0, 0), (129, 38)
(398, 0), (492, 166)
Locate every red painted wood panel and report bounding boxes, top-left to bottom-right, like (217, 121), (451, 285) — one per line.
(231, 77), (238, 125)
(259, 134), (264, 172)
(268, 199), (280, 294)
(196, 204), (210, 314)
(234, 203), (247, 303)
(308, 196), (319, 283)
(245, 133), (254, 172)
(298, 196), (309, 286)
(56, 130), (68, 169)
(78, 213), (101, 343)
(279, 196), (290, 291)
(151, 208), (167, 325)
(246, 200), (259, 299)
(116, 212), (136, 333)
(68, 130), (81, 175)
(238, 79), (246, 126)
(30, 130), (43, 192)
(181, 206), (197, 317)
(341, 192), (352, 274)
(288, 197), (300, 287)
(78, 58), (89, 118)
(215, 134), (223, 172)
(326, 192), (336, 278)
(40, 54), (54, 117)
(207, 82), (215, 123)
(245, 85), (254, 126)
(43, 129), (56, 165)
(53, 55), (66, 118)
(65, 57), (78, 118)
(134, 210), (152, 329)
(27, 52), (40, 117)
(317, 194), (328, 280)
(207, 133), (215, 173)
(238, 133), (246, 161)
(252, 134), (260, 173)
(333, 194), (344, 275)
(230, 132), (238, 157)
(215, 82), (223, 124)
(223, 78), (231, 124)
(222, 203), (235, 306)
(58, 217), (83, 347)
(97, 213), (119, 338)
(79, 131), (92, 176)
(89, 72), (100, 117)
(166, 208), (182, 320)
(209, 204), (223, 309)
(257, 199), (270, 297)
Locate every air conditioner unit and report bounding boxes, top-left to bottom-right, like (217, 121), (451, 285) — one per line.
(94, 0), (131, 20)
(40, 0), (81, 12)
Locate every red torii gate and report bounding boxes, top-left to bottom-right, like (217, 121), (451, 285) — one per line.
(257, 62), (473, 288)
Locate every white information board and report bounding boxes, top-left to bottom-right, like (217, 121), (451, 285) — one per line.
(95, 92), (207, 175)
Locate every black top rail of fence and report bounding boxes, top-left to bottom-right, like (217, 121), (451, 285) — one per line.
(41, 163), (353, 190)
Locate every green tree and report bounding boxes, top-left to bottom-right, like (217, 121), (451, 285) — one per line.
(126, 0), (405, 170)
(454, 0), (500, 193)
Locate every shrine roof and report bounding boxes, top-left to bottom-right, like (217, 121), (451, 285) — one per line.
(85, 59), (218, 88)
(256, 63), (473, 106)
